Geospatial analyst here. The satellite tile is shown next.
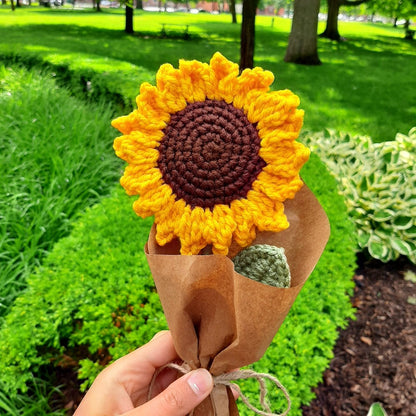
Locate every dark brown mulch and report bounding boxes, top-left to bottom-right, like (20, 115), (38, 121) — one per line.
(301, 256), (416, 416)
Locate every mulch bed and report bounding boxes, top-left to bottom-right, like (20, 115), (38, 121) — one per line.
(301, 256), (416, 416)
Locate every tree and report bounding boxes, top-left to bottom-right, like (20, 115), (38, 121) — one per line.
(320, 0), (368, 41)
(125, 2), (134, 33)
(135, 0), (143, 9)
(118, 0), (134, 33)
(369, 0), (416, 37)
(284, 0), (321, 65)
(93, 0), (102, 11)
(229, 0), (237, 23)
(240, 0), (260, 69)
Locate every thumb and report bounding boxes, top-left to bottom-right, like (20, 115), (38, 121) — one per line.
(126, 368), (213, 416)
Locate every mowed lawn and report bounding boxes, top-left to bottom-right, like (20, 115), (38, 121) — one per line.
(1, 7), (415, 141)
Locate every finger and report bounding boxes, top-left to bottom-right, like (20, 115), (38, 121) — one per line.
(135, 331), (178, 369)
(123, 368), (213, 416)
(74, 332), (179, 416)
(113, 331), (178, 377)
(229, 383), (240, 400)
(151, 330), (169, 340)
(149, 361), (183, 398)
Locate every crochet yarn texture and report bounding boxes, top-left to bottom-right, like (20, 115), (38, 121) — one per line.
(158, 99), (266, 209)
(112, 52), (310, 255)
(232, 245), (291, 288)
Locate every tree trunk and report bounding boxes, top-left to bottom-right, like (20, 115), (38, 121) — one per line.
(11, 0), (15, 10)
(321, 0), (369, 41)
(96, 0), (101, 11)
(284, 0), (321, 65)
(240, 0), (259, 69)
(320, 0), (342, 41)
(229, 0), (237, 23)
(125, 5), (134, 34)
(135, 0), (142, 9)
(404, 19), (414, 40)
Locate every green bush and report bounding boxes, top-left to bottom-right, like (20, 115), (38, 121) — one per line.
(0, 153), (356, 416)
(0, 52), (154, 112)
(0, 187), (166, 394)
(0, 64), (122, 317)
(305, 128), (416, 264)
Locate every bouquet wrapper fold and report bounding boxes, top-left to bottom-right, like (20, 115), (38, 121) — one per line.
(145, 185), (330, 415)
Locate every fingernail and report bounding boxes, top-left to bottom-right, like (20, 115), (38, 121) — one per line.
(187, 369), (213, 396)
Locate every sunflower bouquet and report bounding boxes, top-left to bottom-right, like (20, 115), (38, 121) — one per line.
(112, 53), (330, 416)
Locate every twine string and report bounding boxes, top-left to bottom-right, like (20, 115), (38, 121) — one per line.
(148, 362), (291, 416)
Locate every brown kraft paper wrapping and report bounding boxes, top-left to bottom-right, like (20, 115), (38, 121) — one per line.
(145, 184), (330, 415)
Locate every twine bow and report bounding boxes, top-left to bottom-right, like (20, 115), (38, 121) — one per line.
(148, 363), (291, 416)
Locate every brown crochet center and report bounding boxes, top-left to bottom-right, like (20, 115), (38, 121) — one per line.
(157, 99), (266, 209)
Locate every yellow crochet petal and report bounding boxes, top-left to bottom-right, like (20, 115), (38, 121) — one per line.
(206, 205), (237, 255)
(246, 189), (289, 232)
(245, 90), (301, 126)
(255, 201), (289, 233)
(136, 83), (170, 125)
(121, 166), (162, 195)
(259, 139), (309, 164)
(229, 199), (257, 248)
(177, 59), (212, 103)
(114, 131), (163, 160)
(257, 108), (304, 137)
(156, 64), (189, 113)
(154, 198), (186, 246)
(132, 183), (173, 218)
(252, 171), (304, 202)
(232, 67), (274, 109)
(114, 137), (160, 165)
(111, 115), (131, 135)
(111, 109), (167, 135)
(260, 142), (310, 177)
(176, 206), (208, 255)
(209, 52), (239, 103)
(209, 52), (239, 81)
(258, 129), (300, 148)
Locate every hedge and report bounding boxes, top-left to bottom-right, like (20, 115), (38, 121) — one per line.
(0, 51), (151, 112)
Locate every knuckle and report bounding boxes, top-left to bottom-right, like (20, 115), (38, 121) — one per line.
(161, 388), (186, 410)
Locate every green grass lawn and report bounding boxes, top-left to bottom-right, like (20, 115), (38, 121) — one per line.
(0, 7), (415, 141)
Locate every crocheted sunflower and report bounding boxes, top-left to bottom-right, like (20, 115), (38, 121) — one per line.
(112, 52), (309, 255)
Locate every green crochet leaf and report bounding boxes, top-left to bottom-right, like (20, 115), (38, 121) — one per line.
(232, 244), (291, 288)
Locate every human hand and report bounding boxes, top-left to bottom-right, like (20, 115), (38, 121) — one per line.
(74, 331), (213, 416)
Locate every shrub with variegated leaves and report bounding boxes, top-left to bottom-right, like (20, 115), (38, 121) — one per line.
(304, 127), (416, 264)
